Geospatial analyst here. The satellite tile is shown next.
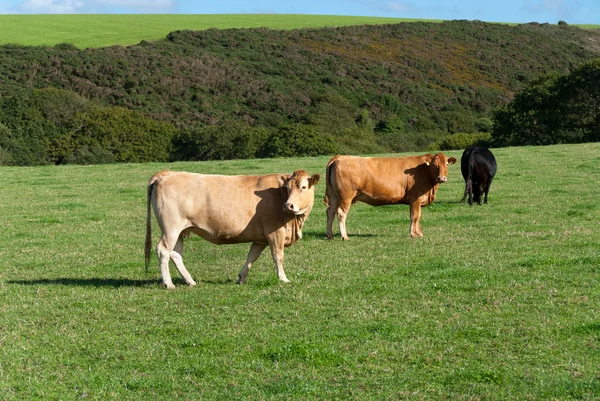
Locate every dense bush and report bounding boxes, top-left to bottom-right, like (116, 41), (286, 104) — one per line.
(259, 124), (338, 158)
(63, 145), (116, 165)
(172, 121), (271, 161)
(430, 132), (492, 150)
(0, 88), (176, 165)
(71, 107), (175, 163)
(492, 59), (600, 146)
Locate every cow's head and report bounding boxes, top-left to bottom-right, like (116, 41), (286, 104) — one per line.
(421, 153), (457, 185)
(280, 170), (320, 215)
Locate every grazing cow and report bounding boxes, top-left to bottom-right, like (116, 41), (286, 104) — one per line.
(325, 153), (457, 239)
(460, 146), (497, 205)
(145, 170), (320, 288)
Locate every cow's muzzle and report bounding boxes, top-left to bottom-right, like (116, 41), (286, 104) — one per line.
(283, 202), (298, 213)
(283, 202), (307, 215)
(436, 176), (448, 183)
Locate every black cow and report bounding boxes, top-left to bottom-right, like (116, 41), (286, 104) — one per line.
(460, 146), (497, 205)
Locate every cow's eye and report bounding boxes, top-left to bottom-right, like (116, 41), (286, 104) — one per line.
(301, 186), (307, 190)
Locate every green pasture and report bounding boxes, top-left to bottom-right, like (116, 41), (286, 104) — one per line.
(0, 14), (435, 49)
(0, 14), (597, 49)
(1, 143), (599, 399)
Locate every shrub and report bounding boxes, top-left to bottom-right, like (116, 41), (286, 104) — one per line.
(474, 117), (494, 133)
(0, 146), (13, 165)
(334, 126), (386, 155)
(377, 130), (444, 153)
(259, 124), (337, 158)
(442, 109), (476, 134)
(492, 59), (600, 146)
(63, 145), (116, 165)
(72, 107), (176, 163)
(430, 132), (492, 151)
(172, 122), (271, 161)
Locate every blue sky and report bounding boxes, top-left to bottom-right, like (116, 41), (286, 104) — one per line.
(0, 0), (598, 24)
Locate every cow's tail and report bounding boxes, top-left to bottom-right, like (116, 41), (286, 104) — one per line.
(145, 171), (169, 273)
(324, 155), (341, 208)
(144, 180), (155, 274)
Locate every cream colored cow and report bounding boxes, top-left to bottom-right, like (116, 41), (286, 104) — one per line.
(145, 170), (320, 288)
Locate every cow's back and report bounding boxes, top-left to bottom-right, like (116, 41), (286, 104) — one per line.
(152, 172), (285, 244)
(330, 155), (424, 205)
(463, 147), (497, 179)
(474, 147), (497, 177)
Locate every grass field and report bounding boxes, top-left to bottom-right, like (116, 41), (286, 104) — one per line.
(0, 14), (438, 48)
(0, 143), (598, 399)
(2, 14), (597, 49)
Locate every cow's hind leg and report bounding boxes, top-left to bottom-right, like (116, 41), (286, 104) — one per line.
(483, 177), (494, 204)
(171, 234), (196, 287)
(477, 183), (485, 205)
(466, 179), (474, 206)
(237, 242), (267, 284)
(156, 231), (180, 289)
(326, 196), (339, 240)
(460, 183), (468, 203)
(338, 200), (352, 241)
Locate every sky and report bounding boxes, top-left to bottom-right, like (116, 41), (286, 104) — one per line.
(0, 0), (598, 25)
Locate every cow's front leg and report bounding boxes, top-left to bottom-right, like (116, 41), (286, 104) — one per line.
(267, 234), (290, 283)
(409, 201), (423, 238)
(237, 242), (267, 284)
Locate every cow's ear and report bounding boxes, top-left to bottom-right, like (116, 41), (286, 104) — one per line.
(277, 175), (289, 187)
(310, 174), (321, 187)
(448, 157), (457, 165)
(420, 155), (434, 166)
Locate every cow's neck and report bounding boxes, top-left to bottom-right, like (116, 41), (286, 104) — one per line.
(284, 213), (307, 246)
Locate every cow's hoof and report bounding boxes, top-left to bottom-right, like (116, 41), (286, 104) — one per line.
(280, 278), (291, 283)
(187, 280), (197, 287)
(165, 283), (176, 289)
(236, 276), (245, 285)
(342, 236), (349, 241)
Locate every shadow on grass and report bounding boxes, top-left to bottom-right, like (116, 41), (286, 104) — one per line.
(7, 277), (162, 288)
(201, 277), (236, 285)
(433, 200), (465, 205)
(301, 230), (378, 240)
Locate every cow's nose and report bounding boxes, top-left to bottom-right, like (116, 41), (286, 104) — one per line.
(283, 202), (296, 212)
(438, 176), (447, 183)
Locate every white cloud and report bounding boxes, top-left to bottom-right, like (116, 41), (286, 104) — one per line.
(18, 0), (177, 13)
(384, 1), (417, 14)
(521, 0), (575, 19)
(20, 0), (83, 13)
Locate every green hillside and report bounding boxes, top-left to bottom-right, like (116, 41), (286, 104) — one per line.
(1, 20), (600, 165)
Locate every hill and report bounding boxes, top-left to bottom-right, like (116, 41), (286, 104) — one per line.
(1, 20), (600, 164)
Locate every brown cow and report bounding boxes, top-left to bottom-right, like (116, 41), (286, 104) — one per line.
(145, 170), (320, 288)
(325, 153), (457, 239)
